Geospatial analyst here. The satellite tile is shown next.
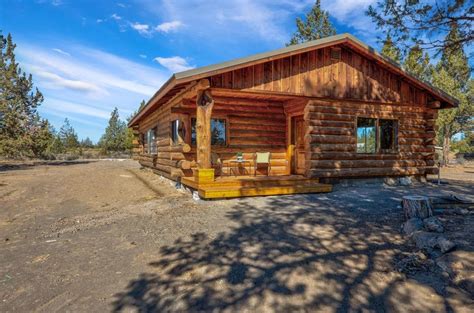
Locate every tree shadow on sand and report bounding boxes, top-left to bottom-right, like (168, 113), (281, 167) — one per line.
(111, 189), (465, 312)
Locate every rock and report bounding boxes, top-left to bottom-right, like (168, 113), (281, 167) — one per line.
(384, 177), (398, 186)
(399, 176), (412, 186)
(454, 207), (469, 215)
(412, 231), (456, 254)
(436, 237), (456, 254)
(402, 218), (424, 236)
(423, 216), (444, 233)
(412, 231), (439, 250)
(395, 251), (429, 273)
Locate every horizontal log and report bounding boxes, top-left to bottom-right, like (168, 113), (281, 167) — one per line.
(306, 100), (428, 113)
(230, 123), (286, 132)
(306, 134), (356, 144)
(308, 159), (430, 169)
(306, 105), (427, 119)
(307, 167), (431, 178)
(310, 144), (356, 152)
(308, 126), (354, 136)
(229, 117), (286, 126)
(307, 152), (433, 160)
(308, 120), (355, 128)
(305, 112), (354, 122)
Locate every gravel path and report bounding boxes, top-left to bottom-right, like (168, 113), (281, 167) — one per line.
(0, 160), (472, 312)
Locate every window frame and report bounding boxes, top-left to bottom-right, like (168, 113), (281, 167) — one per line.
(190, 116), (229, 147)
(355, 116), (398, 154)
(170, 119), (186, 145)
(146, 127), (157, 155)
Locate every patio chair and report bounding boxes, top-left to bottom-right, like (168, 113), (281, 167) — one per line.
(254, 152), (271, 176)
(211, 152), (223, 176)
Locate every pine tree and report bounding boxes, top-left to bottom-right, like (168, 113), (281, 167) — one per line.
(99, 107), (128, 153)
(287, 0), (336, 46)
(403, 44), (432, 82)
(58, 118), (80, 152)
(0, 33), (44, 158)
(432, 23), (473, 165)
(80, 137), (94, 148)
(380, 33), (401, 63)
(30, 115), (55, 158)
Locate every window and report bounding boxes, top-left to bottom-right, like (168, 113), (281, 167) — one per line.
(146, 127), (157, 154)
(171, 119), (185, 144)
(357, 118), (377, 153)
(356, 117), (398, 154)
(191, 118), (227, 146)
(379, 119), (397, 151)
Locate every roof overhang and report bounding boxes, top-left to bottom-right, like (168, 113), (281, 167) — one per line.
(129, 33), (458, 127)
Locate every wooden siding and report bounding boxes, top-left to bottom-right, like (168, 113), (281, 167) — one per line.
(207, 45), (428, 105)
(304, 100), (438, 178)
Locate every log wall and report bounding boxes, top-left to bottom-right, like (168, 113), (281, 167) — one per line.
(304, 100), (438, 178)
(176, 96), (289, 176)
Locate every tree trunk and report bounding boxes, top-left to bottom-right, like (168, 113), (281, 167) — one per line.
(196, 89), (214, 169)
(402, 195), (433, 220)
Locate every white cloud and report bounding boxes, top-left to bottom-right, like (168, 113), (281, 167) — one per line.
(321, 0), (378, 42)
(139, 54), (147, 59)
(144, 0), (311, 44)
(154, 56), (195, 73)
(44, 98), (111, 119)
(96, 18), (104, 23)
(16, 42), (168, 132)
(110, 13), (122, 20)
(116, 2), (127, 8)
(51, 0), (63, 6)
(130, 22), (151, 36)
(35, 70), (106, 95)
(52, 48), (70, 56)
(155, 21), (183, 33)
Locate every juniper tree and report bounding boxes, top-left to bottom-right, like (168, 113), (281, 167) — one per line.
(0, 33), (44, 158)
(58, 118), (80, 152)
(432, 23), (473, 164)
(287, 0), (336, 46)
(99, 107), (128, 153)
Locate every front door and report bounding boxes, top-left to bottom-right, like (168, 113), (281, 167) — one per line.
(292, 116), (305, 175)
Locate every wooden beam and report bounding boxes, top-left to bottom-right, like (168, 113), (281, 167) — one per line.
(195, 79), (214, 168)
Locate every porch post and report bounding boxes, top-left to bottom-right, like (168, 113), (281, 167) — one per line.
(194, 80), (215, 182)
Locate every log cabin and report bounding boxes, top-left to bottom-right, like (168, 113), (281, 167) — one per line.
(128, 33), (457, 199)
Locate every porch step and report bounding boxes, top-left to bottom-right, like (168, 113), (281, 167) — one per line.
(198, 182), (332, 199)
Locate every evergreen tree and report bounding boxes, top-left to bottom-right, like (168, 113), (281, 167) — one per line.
(287, 0), (336, 46)
(99, 107), (128, 153)
(58, 118), (80, 151)
(30, 115), (55, 158)
(0, 33), (44, 158)
(367, 0), (473, 52)
(380, 33), (401, 63)
(403, 44), (432, 82)
(432, 23), (473, 165)
(80, 137), (94, 148)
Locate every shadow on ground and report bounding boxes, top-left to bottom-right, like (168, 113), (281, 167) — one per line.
(110, 185), (471, 312)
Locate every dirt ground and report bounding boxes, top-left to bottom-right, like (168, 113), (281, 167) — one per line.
(0, 160), (473, 312)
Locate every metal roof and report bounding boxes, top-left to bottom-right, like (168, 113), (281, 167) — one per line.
(129, 33), (458, 126)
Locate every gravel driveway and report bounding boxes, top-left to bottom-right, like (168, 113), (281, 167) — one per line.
(1, 160), (472, 312)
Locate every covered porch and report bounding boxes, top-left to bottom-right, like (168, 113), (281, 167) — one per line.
(172, 82), (332, 199)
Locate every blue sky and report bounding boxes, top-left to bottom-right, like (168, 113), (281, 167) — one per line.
(1, 0), (384, 142)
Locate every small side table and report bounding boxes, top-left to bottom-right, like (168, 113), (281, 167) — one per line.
(229, 160), (252, 176)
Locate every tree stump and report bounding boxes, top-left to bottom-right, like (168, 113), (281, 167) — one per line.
(402, 195), (433, 220)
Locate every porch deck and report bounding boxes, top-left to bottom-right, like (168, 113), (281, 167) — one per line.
(181, 175), (332, 199)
